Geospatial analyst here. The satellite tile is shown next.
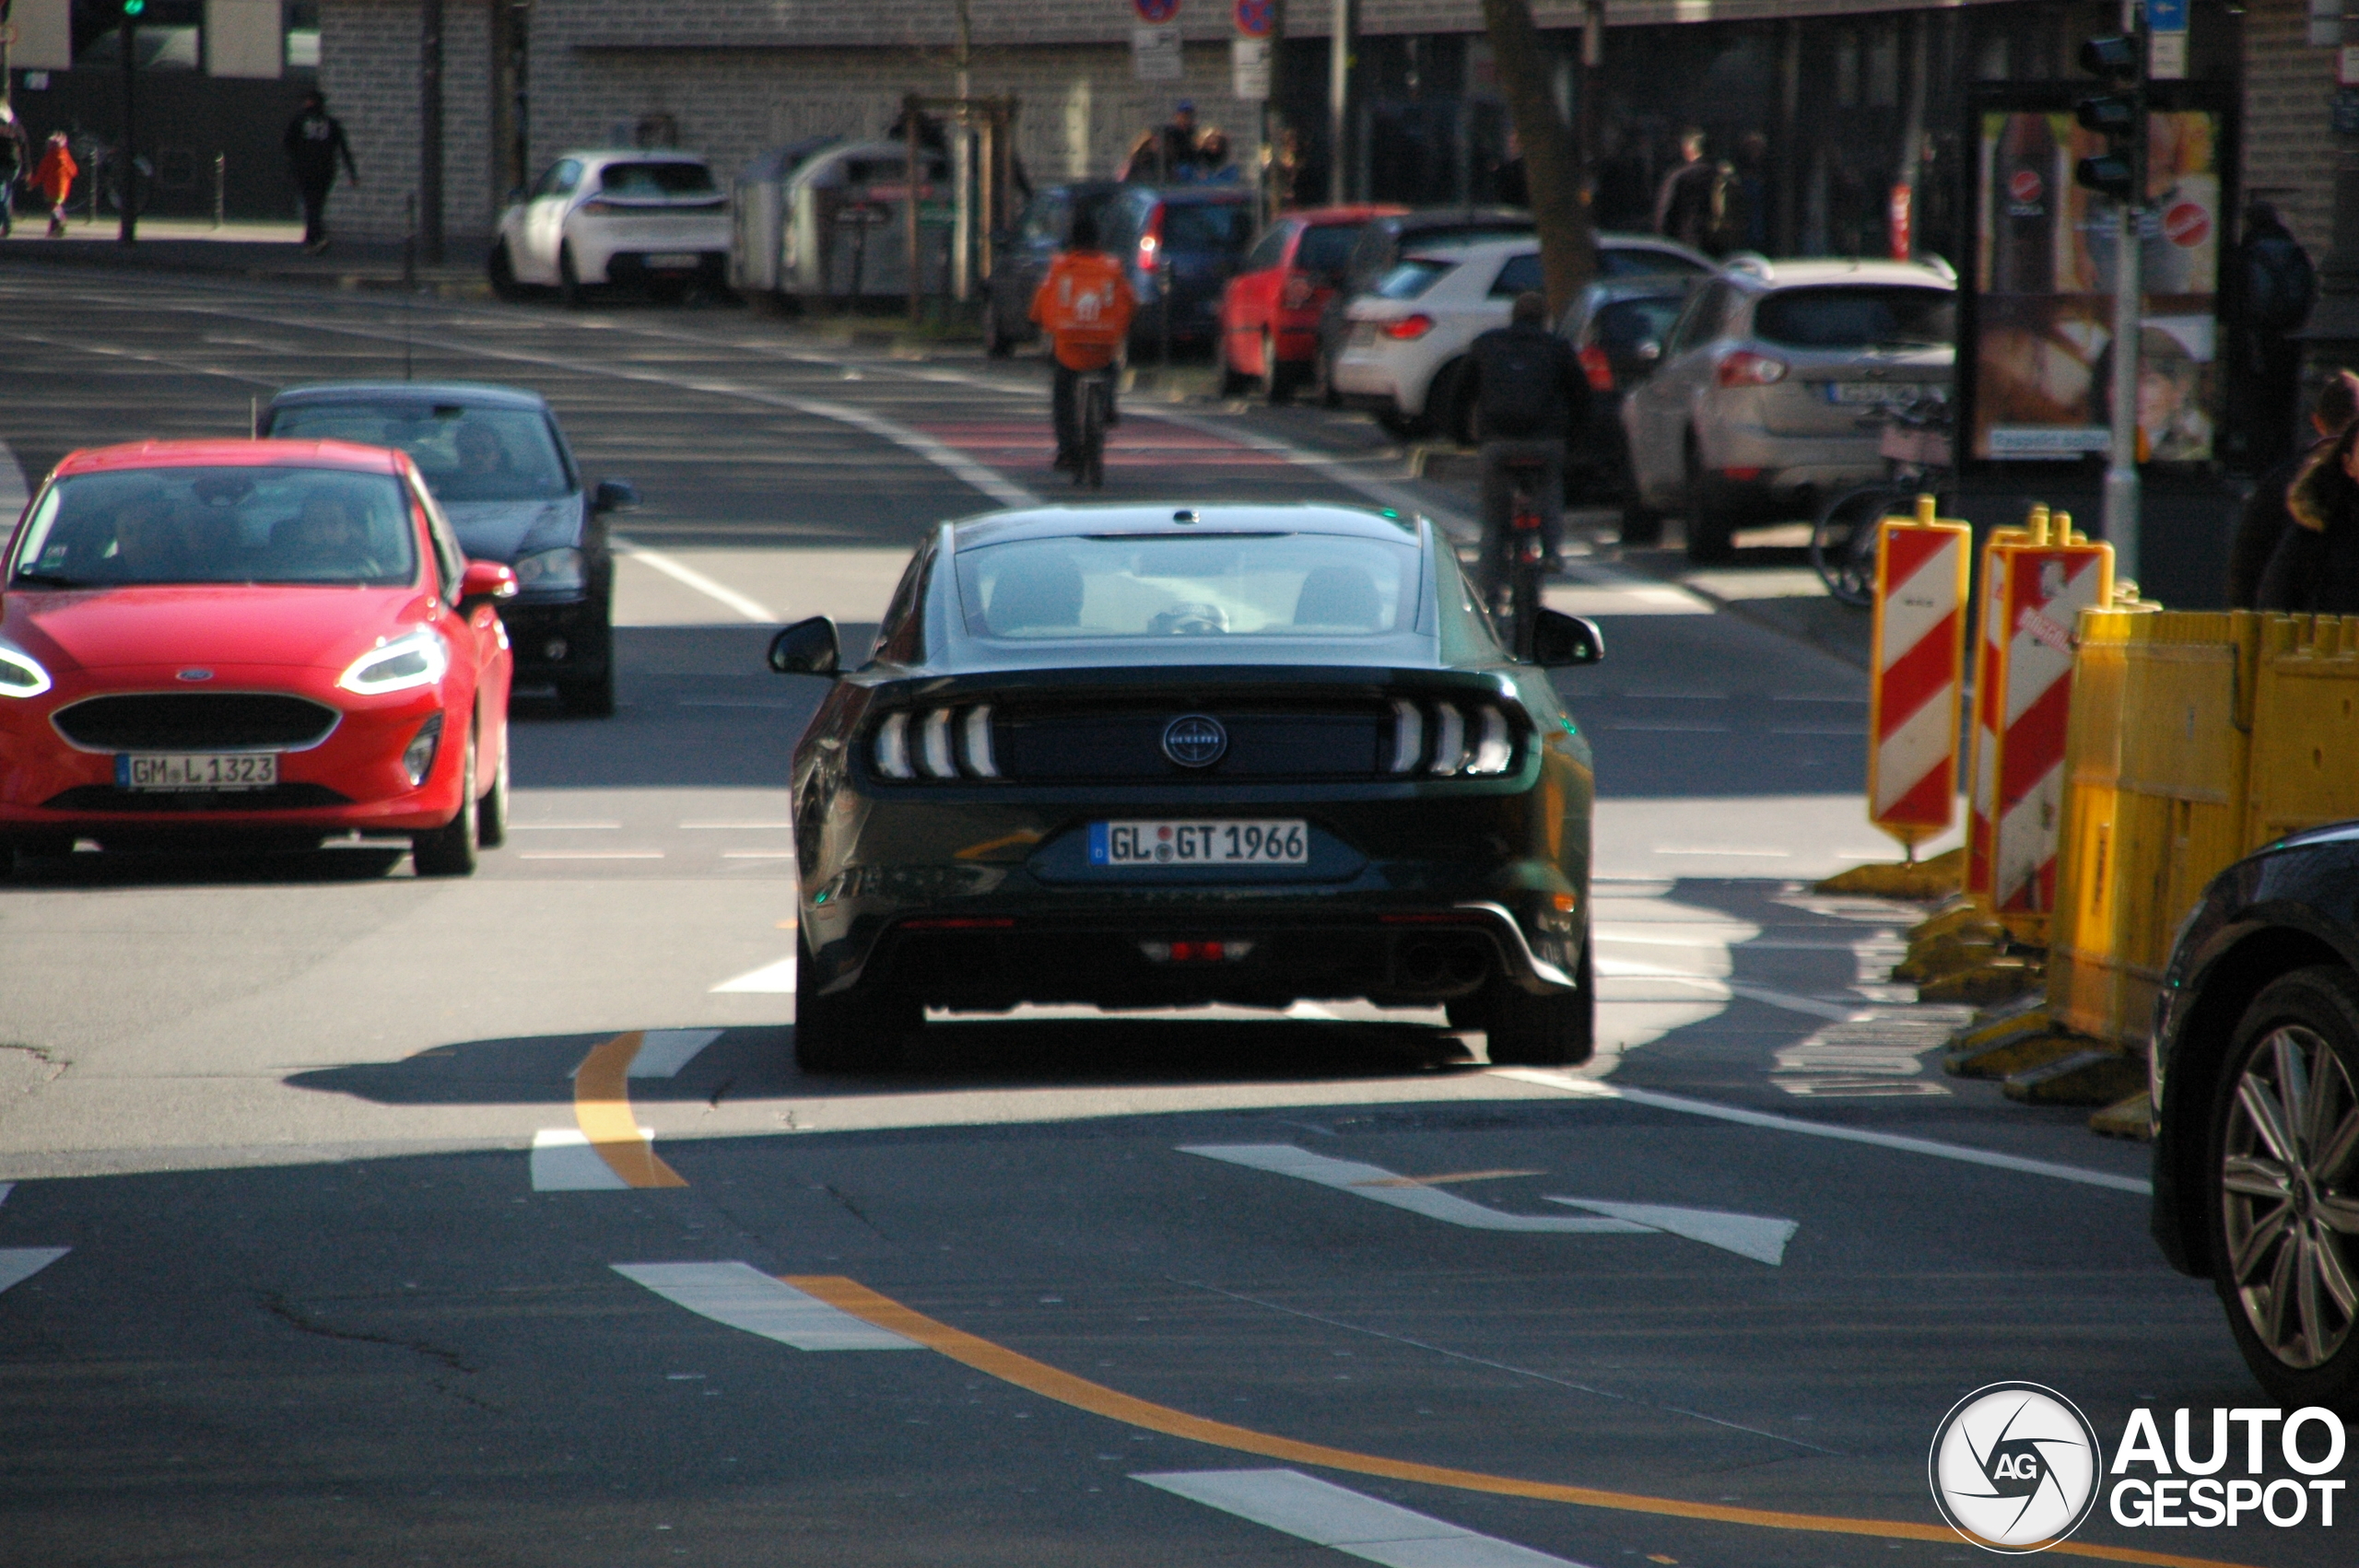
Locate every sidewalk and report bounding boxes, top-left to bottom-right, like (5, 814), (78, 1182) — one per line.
(0, 218), (491, 296)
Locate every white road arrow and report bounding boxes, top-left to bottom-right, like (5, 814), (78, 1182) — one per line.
(1543, 1198), (1799, 1266)
(1180, 1145), (1799, 1263)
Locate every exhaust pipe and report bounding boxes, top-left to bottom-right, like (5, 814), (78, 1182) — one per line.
(1396, 940), (1447, 988)
(1443, 939), (1488, 988)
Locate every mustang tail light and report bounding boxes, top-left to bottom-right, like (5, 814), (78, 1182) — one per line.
(874, 704), (998, 780)
(1716, 349), (1788, 388)
(1380, 313), (1435, 341)
(1385, 700), (1520, 778)
(1578, 344), (1614, 392)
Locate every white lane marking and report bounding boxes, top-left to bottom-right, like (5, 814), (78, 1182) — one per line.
(1492, 1071), (2153, 1195)
(516, 850), (665, 860)
(628, 1028), (723, 1079)
(0, 1181), (12, 1208)
(0, 1248), (70, 1295)
(511, 822), (623, 831)
(679, 821), (795, 830)
(1180, 1145), (1651, 1235)
(711, 956), (797, 993)
(1591, 957), (1866, 1023)
(1652, 846), (1791, 856)
(0, 440), (28, 522)
(612, 1262), (922, 1351)
(721, 850), (797, 860)
(614, 538), (775, 623)
(531, 1129), (636, 1191)
(1543, 1199), (1798, 1265)
(1135, 1469), (1593, 1567)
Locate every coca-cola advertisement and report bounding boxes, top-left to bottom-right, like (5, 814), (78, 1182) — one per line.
(1970, 107), (2222, 463)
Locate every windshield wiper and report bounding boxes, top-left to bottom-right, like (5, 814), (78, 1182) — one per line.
(8, 570), (93, 589)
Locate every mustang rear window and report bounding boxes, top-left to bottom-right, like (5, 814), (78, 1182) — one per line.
(11, 468), (417, 589)
(956, 533), (1417, 640)
(268, 403), (570, 503)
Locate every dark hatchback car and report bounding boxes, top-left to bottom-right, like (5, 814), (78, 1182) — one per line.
(1102, 185), (1260, 352)
(1557, 275), (1703, 530)
(981, 180), (1130, 357)
(260, 383), (637, 716)
(766, 503), (1604, 1073)
(2150, 820), (2359, 1406)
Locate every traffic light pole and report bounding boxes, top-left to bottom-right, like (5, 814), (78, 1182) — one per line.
(2097, 6), (2150, 583)
(117, 6), (137, 244)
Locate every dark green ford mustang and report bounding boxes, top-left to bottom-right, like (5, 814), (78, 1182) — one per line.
(769, 503), (1602, 1071)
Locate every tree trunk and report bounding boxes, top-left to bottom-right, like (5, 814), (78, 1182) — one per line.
(1478, 0), (1595, 320)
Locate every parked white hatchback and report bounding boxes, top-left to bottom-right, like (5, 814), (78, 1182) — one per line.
(491, 151), (731, 306)
(1331, 236), (1712, 441)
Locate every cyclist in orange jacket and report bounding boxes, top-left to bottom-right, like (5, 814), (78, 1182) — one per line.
(1029, 209), (1137, 472)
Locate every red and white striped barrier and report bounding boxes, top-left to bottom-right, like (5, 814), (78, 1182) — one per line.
(1867, 498), (1971, 851)
(1979, 518), (2113, 919)
(1966, 513), (2039, 907)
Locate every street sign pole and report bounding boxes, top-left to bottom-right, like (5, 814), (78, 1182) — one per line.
(2099, 2), (2150, 583)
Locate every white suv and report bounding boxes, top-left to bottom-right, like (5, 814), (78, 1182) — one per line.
(493, 151), (732, 306)
(1619, 258), (1954, 562)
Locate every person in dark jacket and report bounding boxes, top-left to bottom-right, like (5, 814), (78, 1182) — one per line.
(2231, 202), (2317, 468)
(0, 105), (31, 239)
(2228, 369), (2359, 608)
(1465, 290), (1593, 604)
(2257, 415), (2359, 616)
(283, 90), (359, 254)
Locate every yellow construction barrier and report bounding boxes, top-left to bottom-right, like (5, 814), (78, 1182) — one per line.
(2047, 610), (2359, 1051)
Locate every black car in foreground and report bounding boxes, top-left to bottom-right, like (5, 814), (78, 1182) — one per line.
(768, 502), (1603, 1072)
(259, 382), (637, 716)
(2150, 820), (2359, 1407)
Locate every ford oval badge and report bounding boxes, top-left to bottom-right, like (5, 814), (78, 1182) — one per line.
(1162, 714), (1227, 768)
(176, 669), (215, 682)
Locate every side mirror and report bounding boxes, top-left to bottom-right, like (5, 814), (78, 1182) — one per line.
(593, 478), (640, 513)
(459, 558), (519, 609)
(1530, 609), (1603, 668)
(768, 615), (840, 676)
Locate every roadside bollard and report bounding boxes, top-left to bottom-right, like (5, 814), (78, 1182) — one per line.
(1866, 495), (1971, 858)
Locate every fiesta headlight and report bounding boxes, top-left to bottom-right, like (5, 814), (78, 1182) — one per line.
(513, 547), (587, 593)
(338, 628), (450, 696)
(0, 638), (53, 698)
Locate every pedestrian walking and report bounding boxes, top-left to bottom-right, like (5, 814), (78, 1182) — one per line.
(0, 106), (32, 238)
(32, 131), (76, 239)
(2227, 369), (2359, 608)
(2257, 413), (2359, 616)
(1654, 129), (1729, 255)
(283, 89), (358, 254)
(2230, 201), (2318, 468)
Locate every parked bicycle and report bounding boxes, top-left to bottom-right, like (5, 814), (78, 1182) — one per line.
(1809, 396), (1953, 607)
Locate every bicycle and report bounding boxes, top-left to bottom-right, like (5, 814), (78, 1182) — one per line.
(1809, 396), (1953, 608)
(1072, 366), (1114, 491)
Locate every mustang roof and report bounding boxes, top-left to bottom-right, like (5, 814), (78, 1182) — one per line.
(951, 503), (1422, 551)
(267, 380), (550, 412)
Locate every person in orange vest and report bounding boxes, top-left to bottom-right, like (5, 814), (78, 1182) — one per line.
(33, 132), (76, 239)
(1028, 208), (1137, 473)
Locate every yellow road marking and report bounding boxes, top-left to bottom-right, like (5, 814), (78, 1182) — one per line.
(573, 1032), (687, 1188)
(1355, 1168), (1545, 1188)
(782, 1276), (2259, 1568)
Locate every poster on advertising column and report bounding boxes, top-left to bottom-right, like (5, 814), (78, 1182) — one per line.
(1966, 89), (2231, 466)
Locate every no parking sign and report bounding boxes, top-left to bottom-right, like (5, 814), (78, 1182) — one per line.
(1134, 0), (1181, 22)
(1234, 0), (1273, 35)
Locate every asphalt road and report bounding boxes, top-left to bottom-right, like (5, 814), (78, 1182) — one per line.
(0, 263), (2318, 1568)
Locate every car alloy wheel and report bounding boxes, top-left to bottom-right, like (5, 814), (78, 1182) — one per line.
(411, 720), (481, 878)
(1683, 439), (1736, 564)
(2210, 967), (2359, 1401)
(476, 740), (510, 848)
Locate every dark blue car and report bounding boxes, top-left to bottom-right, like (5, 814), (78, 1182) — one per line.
(1102, 185), (1259, 353)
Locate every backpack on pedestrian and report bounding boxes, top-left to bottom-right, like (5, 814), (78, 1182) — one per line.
(2244, 231), (2317, 335)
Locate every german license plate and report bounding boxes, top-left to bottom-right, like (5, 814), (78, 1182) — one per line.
(1089, 819), (1308, 867)
(1828, 381), (1926, 404)
(116, 753), (278, 791)
(646, 252), (700, 269)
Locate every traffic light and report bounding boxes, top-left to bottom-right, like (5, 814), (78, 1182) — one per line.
(2073, 35), (2139, 200)
(123, 0), (146, 13)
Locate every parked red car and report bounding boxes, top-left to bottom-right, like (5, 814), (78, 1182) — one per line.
(1218, 204), (1407, 404)
(0, 439), (518, 877)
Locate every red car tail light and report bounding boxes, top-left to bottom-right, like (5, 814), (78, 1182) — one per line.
(1380, 314), (1435, 341)
(1135, 208), (1165, 275)
(1578, 344), (1614, 392)
(1716, 349), (1788, 388)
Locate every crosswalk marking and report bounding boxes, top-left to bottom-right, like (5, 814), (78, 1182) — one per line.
(614, 1262), (923, 1351)
(0, 1248), (69, 1296)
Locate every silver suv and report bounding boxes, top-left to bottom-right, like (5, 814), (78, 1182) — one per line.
(1618, 259), (1954, 562)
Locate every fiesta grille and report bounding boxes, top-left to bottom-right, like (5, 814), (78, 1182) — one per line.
(41, 783), (354, 813)
(52, 694), (341, 753)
